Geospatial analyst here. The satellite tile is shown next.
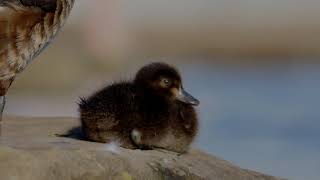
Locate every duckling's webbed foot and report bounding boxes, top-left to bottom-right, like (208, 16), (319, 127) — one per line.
(130, 129), (152, 150)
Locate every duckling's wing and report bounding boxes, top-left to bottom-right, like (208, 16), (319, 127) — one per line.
(0, 0), (74, 81)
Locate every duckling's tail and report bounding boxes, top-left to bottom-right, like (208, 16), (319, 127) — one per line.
(77, 97), (88, 109)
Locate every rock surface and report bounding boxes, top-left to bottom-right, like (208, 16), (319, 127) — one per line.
(0, 117), (284, 180)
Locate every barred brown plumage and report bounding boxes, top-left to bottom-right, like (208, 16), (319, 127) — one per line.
(0, 0), (74, 120)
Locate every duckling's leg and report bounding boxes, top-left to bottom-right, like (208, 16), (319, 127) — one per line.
(0, 96), (5, 121)
(131, 129), (152, 150)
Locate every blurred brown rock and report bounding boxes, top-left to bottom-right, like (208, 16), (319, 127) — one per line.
(0, 117), (285, 180)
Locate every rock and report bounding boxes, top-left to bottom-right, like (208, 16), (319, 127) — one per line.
(0, 117), (284, 180)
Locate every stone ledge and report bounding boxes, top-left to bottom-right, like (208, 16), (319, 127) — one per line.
(0, 117), (285, 180)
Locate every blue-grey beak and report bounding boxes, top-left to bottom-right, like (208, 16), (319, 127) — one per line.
(176, 88), (200, 106)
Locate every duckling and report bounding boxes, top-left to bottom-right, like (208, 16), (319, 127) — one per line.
(79, 62), (200, 153)
(0, 0), (74, 120)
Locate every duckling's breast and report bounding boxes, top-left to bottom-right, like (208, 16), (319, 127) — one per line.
(149, 127), (193, 153)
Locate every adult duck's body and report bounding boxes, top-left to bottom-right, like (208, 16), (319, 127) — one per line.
(0, 0), (74, 119)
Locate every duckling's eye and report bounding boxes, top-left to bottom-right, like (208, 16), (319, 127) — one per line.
(161, 78), (171, 87)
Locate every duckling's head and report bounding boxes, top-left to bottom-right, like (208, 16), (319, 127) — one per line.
(134, 62), (199, 106)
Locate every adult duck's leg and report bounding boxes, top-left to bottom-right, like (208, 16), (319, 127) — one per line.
(0, 96), (3, 135)
(0, 78), (14, 121)
(0, 96), (5, 121)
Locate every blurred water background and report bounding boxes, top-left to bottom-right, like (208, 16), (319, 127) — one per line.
(5, 1), (320, 179)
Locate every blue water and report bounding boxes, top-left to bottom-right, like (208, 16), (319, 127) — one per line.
(179, 63), (320, 180)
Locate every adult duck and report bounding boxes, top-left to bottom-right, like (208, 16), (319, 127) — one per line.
(0, 0), (74, 119)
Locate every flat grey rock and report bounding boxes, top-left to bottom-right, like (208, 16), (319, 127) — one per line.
(0, 117), (285, 180)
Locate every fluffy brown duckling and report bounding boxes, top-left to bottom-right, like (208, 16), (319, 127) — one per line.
(79, 62), (200, 153)
(0, 0), (74, 120)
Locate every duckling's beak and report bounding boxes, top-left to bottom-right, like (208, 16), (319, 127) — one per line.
(176, 88), (200, 106)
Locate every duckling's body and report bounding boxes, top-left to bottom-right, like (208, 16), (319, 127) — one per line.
(80, 63), (199, 153)
(0, 0), (74, 119)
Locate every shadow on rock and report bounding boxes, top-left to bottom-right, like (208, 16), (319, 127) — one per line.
(56, 126), (87, 141)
